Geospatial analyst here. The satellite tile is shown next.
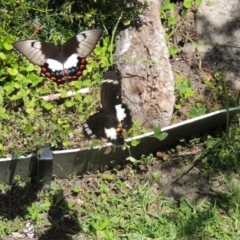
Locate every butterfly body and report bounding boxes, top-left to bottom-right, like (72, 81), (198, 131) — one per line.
(83, 70), (132, 146)
(13, 29), (103, 84)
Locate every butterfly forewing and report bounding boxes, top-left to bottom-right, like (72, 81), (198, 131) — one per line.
(101, 70), (122, 110)
(63, 29), (104, 58)
(13, 40), (57, 66)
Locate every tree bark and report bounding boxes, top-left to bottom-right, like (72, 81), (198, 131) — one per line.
(114, 0), (175, 129)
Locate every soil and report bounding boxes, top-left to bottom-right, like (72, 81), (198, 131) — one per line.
(2, 2), (240, 239)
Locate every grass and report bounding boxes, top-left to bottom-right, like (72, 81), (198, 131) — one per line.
(1, 0), (240, 239)
(1, 128), (240, 239)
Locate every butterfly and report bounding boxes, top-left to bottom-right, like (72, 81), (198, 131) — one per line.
(83, 70), (133, 146)
(13, 29), (103, 84)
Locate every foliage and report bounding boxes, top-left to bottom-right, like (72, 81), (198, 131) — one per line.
(201, 122), (240, 175)
(127, 119), (148, 147)
(175, 74), (195, 99)
(0, 0), (147, 157)
(0, 0), (147, 38)
(1, 145), (240, 239)
(1, 1), (240, 239)
(160, 0), (238, 120)
(161, 0), (202, 41)
(187, 104), (206, 118)
(153, 125), (168, 141)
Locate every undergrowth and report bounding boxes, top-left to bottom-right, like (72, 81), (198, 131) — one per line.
(0, 0), (238, 157)
(0, 0), (147, 157)
(1, 0), (240, 238)
(1, 127), (240, 239)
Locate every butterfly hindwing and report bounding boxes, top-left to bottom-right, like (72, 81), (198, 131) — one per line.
(41, 54), (87, 83)
(83, 70), (133, 146)
(82, 110), (108, 140)
(13, 29), (103, 84)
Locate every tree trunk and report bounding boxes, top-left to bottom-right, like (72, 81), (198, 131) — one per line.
(114, 0), (175, 129)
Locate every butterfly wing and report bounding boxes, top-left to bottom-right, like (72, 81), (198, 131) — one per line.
(83, 70), (133, 146)
(47, 28), (103, 83)
(13, 40), (65, 82)
(103, 104), (132, 145)
(101, 70), (132, 124)
(13, 40), (57, 66)
(82, 110), (107, 140)
(13, 29), (103, 83)
(63, 29), (104, 58)
(83, 107), (127, 146)
(42, 29), (103, 83)
(101, 70), (122, 108)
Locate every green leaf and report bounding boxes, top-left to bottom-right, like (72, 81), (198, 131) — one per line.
(26, 63), (37, 72)
(82, 79), (92, 87)
(134, 119), (142, 127)
(98, 220), (110, 230)
(169, 46), (178, 55)
(0, 107), (9, 119)
(71, 80), (82, 89)
(60, 89), (68, 98)
(7, 68), (18, 76)
(103, 37), (110, 47)
(62, 139), (70, 147)
(74, 93), (82, 101)
(40, 199), (51, 212)
(169, 16), (177, 25)
(153, 125), (168, 141)
(77, 104), (83, 113)
(175, 104), (181, 110)
(72, 185), (80, 193)
(41, 102), (53, 110)
(0, 52), (7, 60)
(126, 156), (140, 164)
(183, 0), (193, 8)
(131, 139), (139, 146)
(107, 43), (114, 52)
(3, 40), (13, 50)
(189, 105), (206, 118)
(99, 230), (115, 239)
(24, 125), (33, 134)
(123, 19), (131, 26)
(91, 221), (99, 230)
(65, 99), (75, 108)
(180, 199), (193, 215)
(84, 95), (93, 103)
(101, 56), (111, 67)
(164, 2), (175, 10)
(152, 172), (160, 182)
(86, 63), (93, 72)
(9, 89), (26, 101)
(94, 45), (103, 56)
(54, 190), (64, 206)
(206, 1), (212, 6)
(0, 95), (3, 104)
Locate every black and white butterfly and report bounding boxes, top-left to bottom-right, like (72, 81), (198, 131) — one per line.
(13, 29), (103, 84)
(83, 70), (132, 146)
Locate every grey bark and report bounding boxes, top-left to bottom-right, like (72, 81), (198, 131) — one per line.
(114, 0), (175, 129)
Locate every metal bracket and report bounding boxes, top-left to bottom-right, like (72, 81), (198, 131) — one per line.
(37, 146), (53, 190)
